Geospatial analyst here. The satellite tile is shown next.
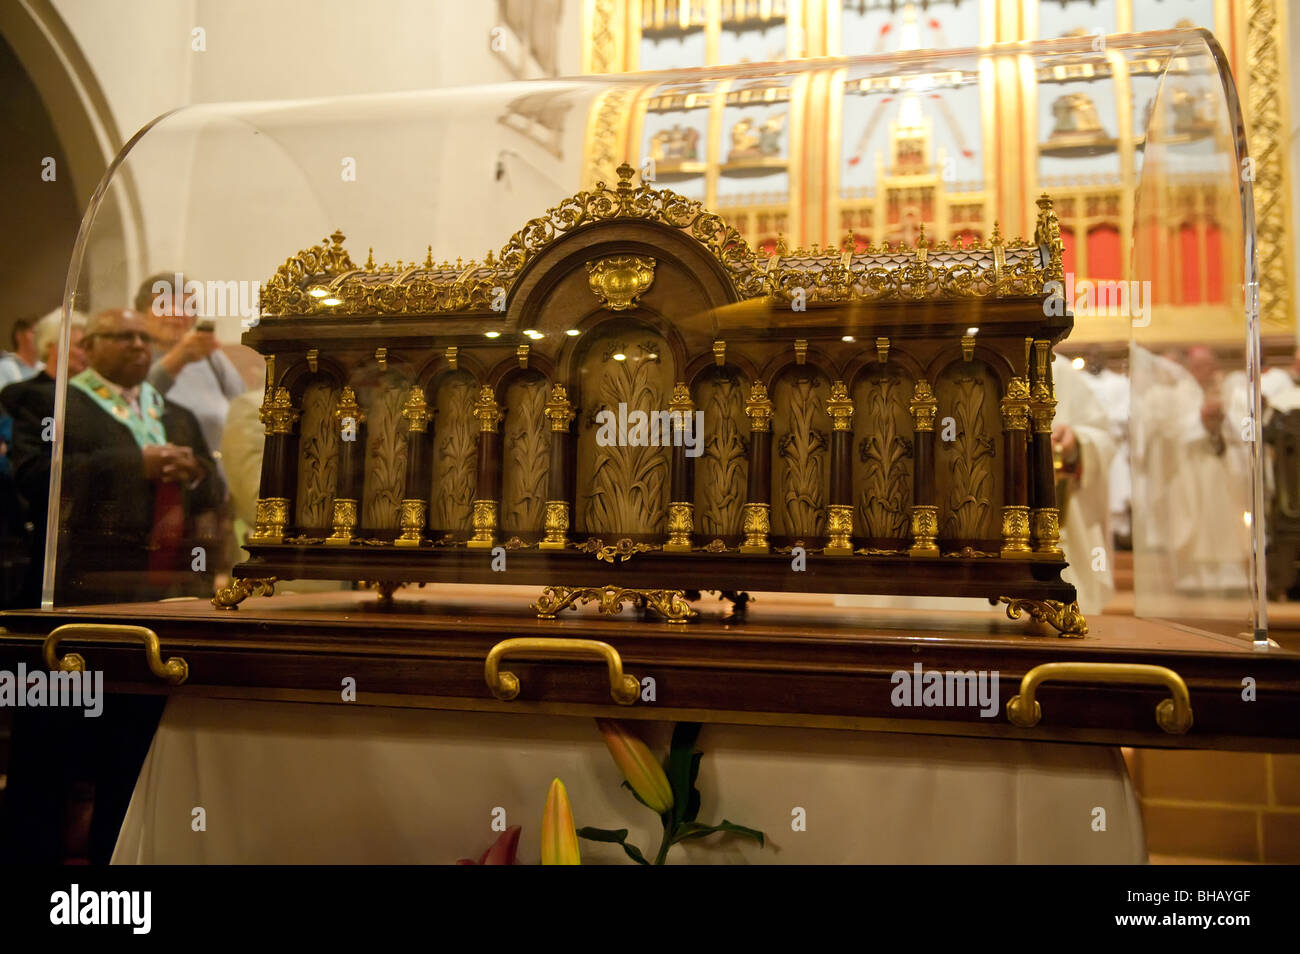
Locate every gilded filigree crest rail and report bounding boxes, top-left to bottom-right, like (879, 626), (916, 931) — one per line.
(258, 164), (1064, 318)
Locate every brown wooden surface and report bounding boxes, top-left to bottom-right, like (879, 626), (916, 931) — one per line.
(1, 587), (1296, 752)
(233, 541), (1078, 602)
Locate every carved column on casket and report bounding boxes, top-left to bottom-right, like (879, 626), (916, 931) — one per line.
(907, 379), (939, 557)
(539, 383), (575, 550)
(326, 386), (365, 546)
(1029, 340), (1063, 555)
(999, 375), (1033, 558)
(468, 385), (503, 549)
(740, 381), (774, 554)
(250, 378), (300, 544)
(395, 385), (431, 547)
(824, 380), (855, 555)
(664, 382), (696, 553)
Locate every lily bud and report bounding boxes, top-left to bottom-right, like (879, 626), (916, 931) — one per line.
(540, 777), (581, 865)
(596, 718), (673, 815)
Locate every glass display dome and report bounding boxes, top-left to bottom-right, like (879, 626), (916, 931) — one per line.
(38, 27), (1264, 649)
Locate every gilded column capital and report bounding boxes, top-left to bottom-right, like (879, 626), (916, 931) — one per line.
(1000, 376), (1031, 431)
(544, 384), (575, 432)
(401, 386), (430, 433)
(259, 387), (300, 435)
(668, 381), (694, 414)
(745, 381), (774, 432)
(334, 386), (364, 428)
(826, 380), (854, 431)
(910, 379), (937, 431)
(473, 385), (503, 432)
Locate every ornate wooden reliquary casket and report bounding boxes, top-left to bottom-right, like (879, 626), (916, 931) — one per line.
(217, 163), (1083, 635)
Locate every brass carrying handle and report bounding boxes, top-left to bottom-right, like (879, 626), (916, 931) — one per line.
(1006, 661), (1191, 734)
(485, 637), (638, 705)
(43, 624), (189, 686)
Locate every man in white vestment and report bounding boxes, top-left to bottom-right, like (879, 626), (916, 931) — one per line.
(1132, 346), (1251, 595)
(1050, 352), (1117, 614)
(1080, 348), (1132, 544)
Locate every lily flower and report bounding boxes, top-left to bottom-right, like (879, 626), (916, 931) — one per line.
(596, 719), (673, 815)
(541, 778), (581, 865)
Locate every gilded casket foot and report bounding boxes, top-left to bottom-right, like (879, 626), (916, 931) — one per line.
(212, 576), (278, 610)
(533, 585), (699, 624)
(998, 597), (1088, 637)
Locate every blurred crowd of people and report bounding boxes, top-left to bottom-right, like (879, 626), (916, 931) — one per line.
(1070, 342), (1284, 607)
(0, 275), (256, 611)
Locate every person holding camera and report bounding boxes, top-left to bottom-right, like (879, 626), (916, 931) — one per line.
(134, 273), (248, 462)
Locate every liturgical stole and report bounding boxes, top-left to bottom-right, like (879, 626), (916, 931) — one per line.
(70, 369), (167, 447)
(71, 368), (183, 578)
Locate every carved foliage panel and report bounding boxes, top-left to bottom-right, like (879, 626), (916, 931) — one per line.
(429, 370), (479, 532)
(575, 323), (674, 536)
(501, 371), (552, 533)
(360, 371), (412, 530)
(693, 368), (749, 538)
(295, 380), (339, 529)
(771, 370), (831, 540)
(935, 360), (1002, 545)
(852, 368), (913, 543)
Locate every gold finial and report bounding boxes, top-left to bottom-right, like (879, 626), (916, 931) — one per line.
(424, 246), (433, 268)
(365, 248), (375, 271)
(774, 233), (788, 256)
(990, 222), (1003, 246)
(616, 162), (635, 190)
(329, 230), (346, 247)
(484, 250), (496, 266)
(396, 259), (403, 271)
(842, 230), (856, 253)
(456, 256), (463, 270)
(916, 222), (926, 248)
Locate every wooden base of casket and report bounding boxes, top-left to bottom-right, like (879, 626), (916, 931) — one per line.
(218, 543), (1084, 635)
(5, 589), (1298, 750)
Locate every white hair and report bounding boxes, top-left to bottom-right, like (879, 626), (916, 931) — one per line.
(35, 308), (88, 361)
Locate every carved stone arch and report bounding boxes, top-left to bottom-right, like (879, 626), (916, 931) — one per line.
(487, 353), (558, 391)
(690, 363), (751, 541)
(922, 345), (1014, 388)
(350, 357), (416, 532)
(504, 217), (744, 331)
(757, 349), (837, 390)
(428, 368), (481, 536)
(571, 311), (677, 540)
(499, 367), (553, 537)
(841, 345), (924, 389)
(932, 356), (1005, 549)
(556, 304), (688, 385)
(847, 361), (916, 548)
(292, 366), (346, 531)
(767, 359), (835, 543)
(418, 351), (487, 392)
(280, 356), (346, 402)
(684, 352), (760, 388)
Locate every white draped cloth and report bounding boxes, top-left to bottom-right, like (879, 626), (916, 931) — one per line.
(113, 697), (1146, 864)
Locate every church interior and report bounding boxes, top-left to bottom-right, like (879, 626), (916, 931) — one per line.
(0, 0), (1296, 879)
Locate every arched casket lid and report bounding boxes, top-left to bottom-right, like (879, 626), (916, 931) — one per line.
(256, 163), (1065, 320)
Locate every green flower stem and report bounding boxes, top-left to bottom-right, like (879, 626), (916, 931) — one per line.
(653, 820), (674, 866)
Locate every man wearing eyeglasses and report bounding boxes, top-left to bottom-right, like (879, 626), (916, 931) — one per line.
(57, 307), (224, 605)
(0, 307), (224, 866)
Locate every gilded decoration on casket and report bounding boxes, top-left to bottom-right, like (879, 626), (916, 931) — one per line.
(587, 255), (656, 311)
